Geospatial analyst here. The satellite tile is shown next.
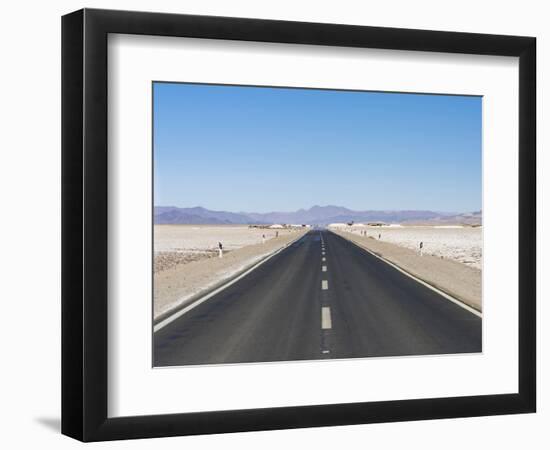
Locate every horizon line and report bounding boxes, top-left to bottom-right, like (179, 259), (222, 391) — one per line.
(153, 204), (481, 215)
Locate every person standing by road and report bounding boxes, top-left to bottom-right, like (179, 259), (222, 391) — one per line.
(218, 242), (223, 258)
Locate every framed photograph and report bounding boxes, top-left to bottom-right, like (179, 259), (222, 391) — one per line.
(62, 8), (536, 441)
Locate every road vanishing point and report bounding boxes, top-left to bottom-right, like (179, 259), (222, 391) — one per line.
(154, 230), (481, 366)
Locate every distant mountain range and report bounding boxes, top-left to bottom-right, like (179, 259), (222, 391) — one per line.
(154, 205), (482, 226)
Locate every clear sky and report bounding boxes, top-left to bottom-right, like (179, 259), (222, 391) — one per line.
(153, 82), (481, 213)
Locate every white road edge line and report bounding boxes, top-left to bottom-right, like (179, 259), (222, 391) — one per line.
(154, 233), (307, 332)
(328, 231), (482, 318)
(322, 280), (328, 290)
(321, 307), (332, 329)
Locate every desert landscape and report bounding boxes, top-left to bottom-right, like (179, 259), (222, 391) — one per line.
(154, 225), (307, 319)
(328, 224), (482, 269)
(154, 225), (300, 271)
(152, 83), (483, 365)
(154, 221), (483, 319)
(329, 224), (482, 311)
(154, 210), (484, 319)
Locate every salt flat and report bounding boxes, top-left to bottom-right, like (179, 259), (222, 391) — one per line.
(154, 225), (294, 272)
(331, 226), (482, 310)
(332, 225), (482, 269)
(154, 225), (307, 319)
(155, 224), (287, 252)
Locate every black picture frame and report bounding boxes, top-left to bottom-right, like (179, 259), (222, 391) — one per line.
(62, 8), (536, 442)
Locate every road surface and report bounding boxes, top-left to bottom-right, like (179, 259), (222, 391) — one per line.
(154, 230), (481, 366)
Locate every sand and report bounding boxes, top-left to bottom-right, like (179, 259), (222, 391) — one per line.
(331, 228), (482, 312)
(154, 226), (308, 319)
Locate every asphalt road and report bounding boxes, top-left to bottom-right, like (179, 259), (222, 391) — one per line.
(154, 230), (481, 366)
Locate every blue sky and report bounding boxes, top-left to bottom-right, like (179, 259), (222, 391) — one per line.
(153, 82), (481, 213)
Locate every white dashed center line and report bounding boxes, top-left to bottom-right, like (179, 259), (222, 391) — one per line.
(322, 257), (326, 261)
(322, 265), (327, 272)
(322, 280), (328, 290)
(321, 307), (332, 329)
